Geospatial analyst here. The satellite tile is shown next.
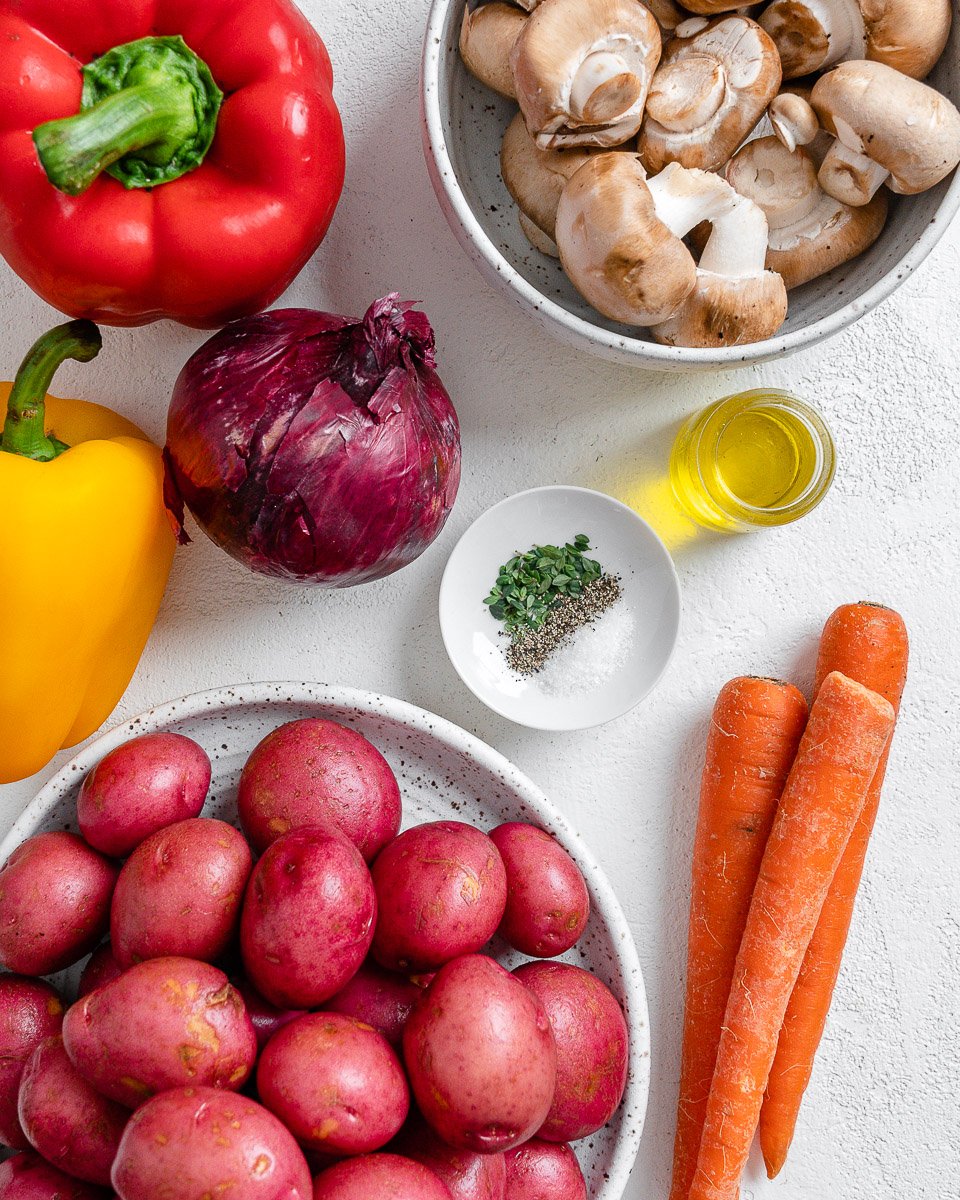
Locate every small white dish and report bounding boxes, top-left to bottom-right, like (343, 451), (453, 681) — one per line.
(440, 486), (681, 730)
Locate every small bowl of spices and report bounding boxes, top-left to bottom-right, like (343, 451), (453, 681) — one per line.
(439, 486), (681, 730)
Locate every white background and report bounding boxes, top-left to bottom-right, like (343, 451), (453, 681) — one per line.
(1, 2), (958, 1197)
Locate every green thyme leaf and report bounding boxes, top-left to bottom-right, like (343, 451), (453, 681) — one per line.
(483, 534), (607, 635)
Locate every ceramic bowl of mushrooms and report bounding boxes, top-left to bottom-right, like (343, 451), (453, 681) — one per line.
(421, 0), (960, 370)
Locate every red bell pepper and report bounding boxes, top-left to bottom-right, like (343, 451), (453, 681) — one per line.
(0, 0), (345, 328)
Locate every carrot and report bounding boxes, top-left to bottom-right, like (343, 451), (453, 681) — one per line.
(688, 671), (896, 1200)
(669, 676), (808, 1200)
(759, 604), (909, 1178)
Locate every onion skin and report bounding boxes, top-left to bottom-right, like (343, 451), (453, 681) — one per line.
(165, 296), (461, 586)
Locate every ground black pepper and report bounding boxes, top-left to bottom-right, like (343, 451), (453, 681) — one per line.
(505, 574), (623, 675)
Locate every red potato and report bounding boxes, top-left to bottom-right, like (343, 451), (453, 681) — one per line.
(110, 818), (252, 967)
(489, 825), (590, 958)
(325, 961), (425, 1047)
(394, 1113), (507, 1200)
(77, 732), (210, 857)
(240, 827), (376, 1010)
(76, 947), (123, 999)
(238, 719), (401, 861)
(62, 957), (256, 1108)
(372, 823), (507, 972)
(403, 955), (557, 1154)
(111, 1086), (312, 1200)
(513, 962), (628, 1142)
(0, 977), (64, 1150)
(312, 1154), (452, 1200)
(0, 1152), (111, 1198)
(234, 980), (305, 1052)
(0, 835), (117, 978)
(257, 1013), (409, 1155)
(17, 1036), (127, 1186)
(504, 1140), (586, 1200)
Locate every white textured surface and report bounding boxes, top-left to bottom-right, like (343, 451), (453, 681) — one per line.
(0, 2), (958, 1198)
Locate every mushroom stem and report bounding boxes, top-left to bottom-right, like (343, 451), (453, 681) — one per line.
(645, 55), (726, 132)
(726, 137), (822, 231)
(646, 162), (737, 238)
(570, 51), (643, 122)
(818, 139), (889, 206)
(699, 195), (769, 277)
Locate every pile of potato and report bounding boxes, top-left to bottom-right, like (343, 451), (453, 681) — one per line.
(0, 718), (629, 1200)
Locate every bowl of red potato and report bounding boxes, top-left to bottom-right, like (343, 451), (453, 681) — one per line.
(0, 683), (648, 1200)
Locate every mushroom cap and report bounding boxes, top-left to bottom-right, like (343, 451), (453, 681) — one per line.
(812, 60), (960, 195)
(645, 0), (692, 31)
(725, 136), (888, 287)
(459, 3), (528, 100)
(638, 16), (782, 173)
(682, 1), (758, 12)
(760, 0), (952, 82)
(500, 111), (597, 240)
(651, 269), (788, 346)
(554, 152), (697, 325)
(760, 0), (859, 78)
(769, 92), (820, 152)
(518, 210), (560, 256)
(510, 0), (662, 149)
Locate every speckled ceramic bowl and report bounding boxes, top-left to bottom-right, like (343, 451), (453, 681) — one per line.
(421, 1), (960, 371)
(2, 683), (649, 1199)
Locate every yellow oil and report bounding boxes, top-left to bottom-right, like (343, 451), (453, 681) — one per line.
(669, 390), (836, 531)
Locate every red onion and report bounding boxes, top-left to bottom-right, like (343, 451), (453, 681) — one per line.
(164, 296), (461, 586)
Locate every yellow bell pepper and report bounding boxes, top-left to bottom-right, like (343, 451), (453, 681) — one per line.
(0, 321), (176, 784)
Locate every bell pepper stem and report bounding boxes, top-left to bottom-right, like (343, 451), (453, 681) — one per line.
(33, 36), (222, 197)
(1, 321), (102, 462)
(36, 82), (201, 196)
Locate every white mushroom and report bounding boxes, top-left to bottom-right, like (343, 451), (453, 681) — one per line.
(812, 60), (960, 206)
(769, 92), (819, 152)
(638, 15), (782, 173)
(510, 0), (662, 149)
(500, 111), (598, 248)
(459, 3), (528, 99)
(759, 0), (952, 82)
(514, 0), (688, 31)
(650, 166), (787, 347)
(554, 153), (784, 346)
(724, 135), (888, 287)
(554, 154), (700, 325)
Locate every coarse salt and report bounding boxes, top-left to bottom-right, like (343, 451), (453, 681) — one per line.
(534, 603), (636, 698)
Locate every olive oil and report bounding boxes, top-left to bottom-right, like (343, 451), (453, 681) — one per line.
(669, 390), (836, 531)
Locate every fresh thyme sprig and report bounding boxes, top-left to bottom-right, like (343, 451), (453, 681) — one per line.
(484, 534), (602, 634)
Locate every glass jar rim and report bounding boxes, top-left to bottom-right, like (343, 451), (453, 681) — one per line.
(692, 390), (837, 521)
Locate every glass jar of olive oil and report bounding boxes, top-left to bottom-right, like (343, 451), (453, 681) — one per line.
(669, 390), (836, 532)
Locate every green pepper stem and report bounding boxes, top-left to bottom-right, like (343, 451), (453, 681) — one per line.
(35, 82), (199, 196)
(0, 321), (102, 462)
(33, 36), (222, 196)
